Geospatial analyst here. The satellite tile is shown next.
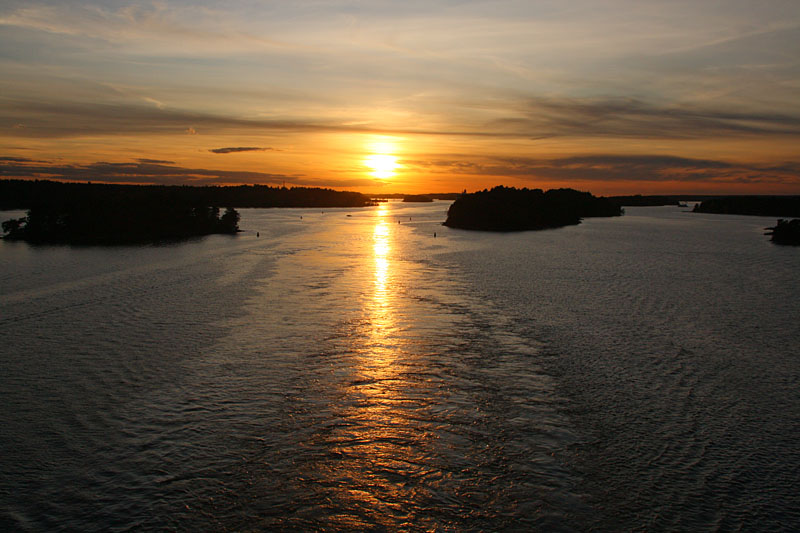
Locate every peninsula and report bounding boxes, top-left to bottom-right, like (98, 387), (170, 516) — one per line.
(1, 179), (380, 244)
(443, 186), (622, 231)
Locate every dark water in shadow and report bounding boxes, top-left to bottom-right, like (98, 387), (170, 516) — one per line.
(1, 203), (798, 531)
(444, 206), (800, 531)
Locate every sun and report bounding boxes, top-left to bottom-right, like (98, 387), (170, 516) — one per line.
(363, 137), (402, 180)
(364, 154), (399, 180)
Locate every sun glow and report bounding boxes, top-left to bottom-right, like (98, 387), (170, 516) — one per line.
(364, 138), (401, 180)
(364, 154), (398, 180)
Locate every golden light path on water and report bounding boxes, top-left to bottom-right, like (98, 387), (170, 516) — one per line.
(371, 203), (392, 331)
(325, 201), (438, 528)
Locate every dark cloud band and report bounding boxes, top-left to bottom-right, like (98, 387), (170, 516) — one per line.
(7, 96), (798, 140)
(404, 154), (800, 184)
(210, 147), (273, 154)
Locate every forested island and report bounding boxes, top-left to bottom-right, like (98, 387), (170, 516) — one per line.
(1, 179), (374, 244)
(765, 219), (800, 245)
(2, 202), (241, 245)
(402, 194), (434, 203)
(443, 186), (622, 231)
(692, 196), (800, 217)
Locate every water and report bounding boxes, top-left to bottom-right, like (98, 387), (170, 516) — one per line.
(1, 202), (798, 531)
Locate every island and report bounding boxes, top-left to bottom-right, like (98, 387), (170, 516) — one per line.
(402, 194), (434, 203)
(443, 186), (622, 231)
(765, 219), (800, 245)
(692, 196), (800, 217)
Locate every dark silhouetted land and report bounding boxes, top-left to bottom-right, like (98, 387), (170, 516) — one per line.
(0, 179), (373, 244)
(608, 195), (700, 206)
(693, 196), (800, 217)
(765, 219), (800, 245)
(0, 179), (374, 210)
(402, 194), (434, 203)
(370, 192), (461, 201)
(3, 203), (241, 245)
(443, 186), (622, 231)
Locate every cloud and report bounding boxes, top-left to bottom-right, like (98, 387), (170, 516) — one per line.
(209, 147), (274, 154)
(405, 154), (800, 185)
(4, 152), (797, 190)
(0, 3), (290, 56)
(0, 158), (299, 186)
(136, 158), (174, 164)
(487, 97), (800, 140)
(0, 98), (464, 139)
(4, 94), (800, 141)
(0, 156), (43, 163)
(0, 156), (390, 189)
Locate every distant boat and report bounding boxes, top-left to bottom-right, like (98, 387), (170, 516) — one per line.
(678, 202), (689, 208)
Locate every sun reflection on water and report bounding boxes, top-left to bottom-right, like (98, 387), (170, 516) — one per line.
(307, 202), (442, 526)
(372, 205), (391, 325)
(364, 203), (399, 376)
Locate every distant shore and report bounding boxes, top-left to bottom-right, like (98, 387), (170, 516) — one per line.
(402, 194), (434, 203)
(0, 179), (375, 211)
(693, 196), (800, 217)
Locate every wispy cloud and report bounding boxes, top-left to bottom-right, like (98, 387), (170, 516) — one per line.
(209, 147), (275, 154)
(4, 96), (799, 140)
(488, 97), (800, 139)
(0, 3), (290, 55)
(0, 156), (43, 163)
(0, 157), (381, 188)
(137, 158), (175, 164)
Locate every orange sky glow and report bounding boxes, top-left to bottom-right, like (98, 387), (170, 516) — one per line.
(1, 1), (799, 195)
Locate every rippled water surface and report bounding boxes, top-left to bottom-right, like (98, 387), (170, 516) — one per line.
(1, 202), (798, 531)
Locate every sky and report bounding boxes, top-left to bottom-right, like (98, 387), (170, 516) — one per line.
(1, 0), (799, 194)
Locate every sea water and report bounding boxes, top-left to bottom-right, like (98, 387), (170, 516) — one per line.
(1, 202), (798, 531)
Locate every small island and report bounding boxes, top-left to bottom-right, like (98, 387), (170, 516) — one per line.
(765, 219), (800, 245)
(443, 186), (622, 231)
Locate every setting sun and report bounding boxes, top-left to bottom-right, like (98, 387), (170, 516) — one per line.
(364, 154), (399, 180)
